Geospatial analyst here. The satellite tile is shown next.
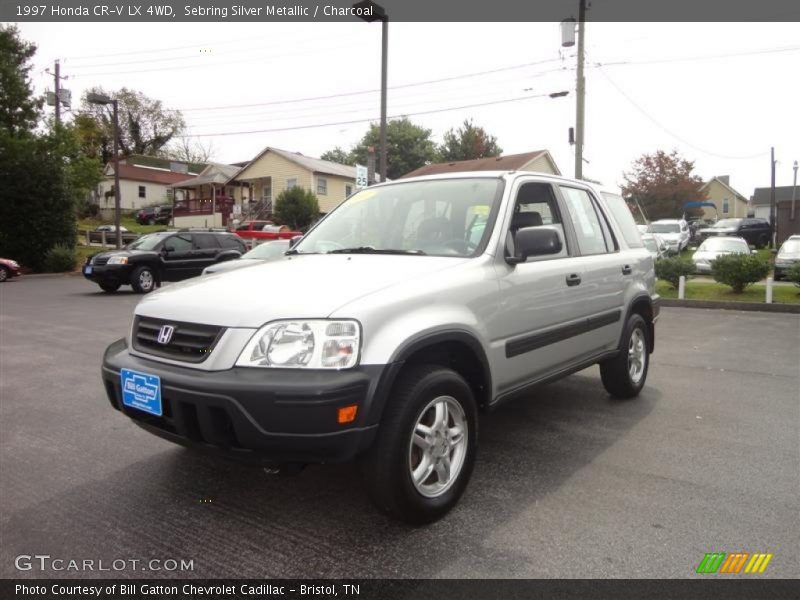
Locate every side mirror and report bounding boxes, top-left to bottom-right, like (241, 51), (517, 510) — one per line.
(506, 227), (562, 265)
(289, 235), (303, 249)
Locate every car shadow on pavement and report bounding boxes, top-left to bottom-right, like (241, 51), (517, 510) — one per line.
(0, 371), (658, 579)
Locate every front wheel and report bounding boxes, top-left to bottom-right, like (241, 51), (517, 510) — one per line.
(359, 365), (478, 524)
(130, 266), (156, 294)
(0, 266), (8, 282)
(600, 313), (650, 398)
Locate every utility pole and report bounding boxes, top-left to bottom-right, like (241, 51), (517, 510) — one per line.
(379, 16), (388, 182)
(54, 60), (61, 124)
(574, 0), (587, 180)
(791, 160), (797, 221)
(770, 147), (776, 248)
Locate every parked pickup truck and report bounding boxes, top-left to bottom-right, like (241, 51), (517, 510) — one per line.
(101, 172), (659, 523)
(233, 220), (302, 248)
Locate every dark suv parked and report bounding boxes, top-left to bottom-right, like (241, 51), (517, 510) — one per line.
(695, 218), (771, 248)
(83, 231), (246, 293)
(136, 206), (172, 226)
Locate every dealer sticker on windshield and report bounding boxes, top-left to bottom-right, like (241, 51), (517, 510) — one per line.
(120, 368), (162, 416)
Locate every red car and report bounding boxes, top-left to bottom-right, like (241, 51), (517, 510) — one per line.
(0, 258), (21, 282)
(233, 220), (302, 248)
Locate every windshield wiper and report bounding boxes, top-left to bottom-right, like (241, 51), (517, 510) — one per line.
(327, 246), (426, 255)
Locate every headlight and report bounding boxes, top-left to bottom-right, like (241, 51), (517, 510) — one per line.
(236, 319), (360, 369)
(107, 256), (128, 265)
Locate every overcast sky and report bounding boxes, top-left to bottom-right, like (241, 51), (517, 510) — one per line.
(13, 21), (800, 197)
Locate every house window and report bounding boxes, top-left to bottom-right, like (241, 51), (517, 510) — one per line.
(345, 184), (353, 197)
(286, 177), (297, 190)
(722, 198), (729, 214)
(317, 177), (328, 196)
(138, 185), (146, 199)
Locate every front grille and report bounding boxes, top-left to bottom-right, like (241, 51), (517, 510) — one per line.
(133, 316), (224, 363)
(92, 256), (109, 266)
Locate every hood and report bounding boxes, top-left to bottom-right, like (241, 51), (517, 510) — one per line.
(699, 227), (736, 235)
(136, 254), (470, 328)
(657, 232), (681, 241)
(693, 249), (746, 261)
(203, 258), (263, 274)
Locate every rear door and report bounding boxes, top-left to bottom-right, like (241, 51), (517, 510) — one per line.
(160, 233), (195, 281)
(189, 233), (222, 275)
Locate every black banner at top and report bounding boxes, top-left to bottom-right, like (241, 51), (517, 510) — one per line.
(4, 0), (800, 22)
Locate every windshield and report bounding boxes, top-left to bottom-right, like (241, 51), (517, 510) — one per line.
(698, 238), (749, 253)
(778, 240), (800, 255)
(712, 219), (742, 229)
(243, 242), (290, 260)
(649, 223), (680, 233)
(643, 238), (659, 252)
(126, 233), (169, 251)
(294, 178), (503, 257)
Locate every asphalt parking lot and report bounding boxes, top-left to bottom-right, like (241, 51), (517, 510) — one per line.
(1, 274), (798, 579)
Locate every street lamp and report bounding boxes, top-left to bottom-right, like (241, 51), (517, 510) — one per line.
(353, 0), (388, 182)
(87, 92), (122, 249)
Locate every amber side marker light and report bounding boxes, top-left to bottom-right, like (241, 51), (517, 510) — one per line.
(338, 405), (358, 424)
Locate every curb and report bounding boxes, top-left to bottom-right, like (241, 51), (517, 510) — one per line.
(17, 271), (82, 279)
(660, 298), (800, 314)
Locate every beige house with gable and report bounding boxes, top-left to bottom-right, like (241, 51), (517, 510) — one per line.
(230, 147), (364, 215)
(699, 176), (749, 220)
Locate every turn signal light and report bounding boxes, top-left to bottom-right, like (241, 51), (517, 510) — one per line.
(337, 405), (358, 424)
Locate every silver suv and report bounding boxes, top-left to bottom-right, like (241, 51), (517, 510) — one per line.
(101, 172), (659, 523)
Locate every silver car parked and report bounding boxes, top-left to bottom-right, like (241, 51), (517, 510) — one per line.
(692, 236), (752, 273)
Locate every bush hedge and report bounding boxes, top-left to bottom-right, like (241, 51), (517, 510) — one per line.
(654, 257), (695, 289)
(43, 244), (76, 273)
(711, 254), (770, 293)
(786, 263), (800, 288)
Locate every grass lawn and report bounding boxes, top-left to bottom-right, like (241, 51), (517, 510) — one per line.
(656, 279), (800, 304)
(78, 216), (168, 235)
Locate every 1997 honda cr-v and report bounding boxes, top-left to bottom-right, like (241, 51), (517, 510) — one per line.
(101, 172), (659, 523)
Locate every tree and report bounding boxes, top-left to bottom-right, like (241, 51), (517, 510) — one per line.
(164, 136), (215, 163)
(0, 132), (76, 271)
(80, 87), (186, 163)
(350, 117), (438, 180)
(273, 187), (320, 231)
(320, 147), (353, 165)
(439, 119), (502, 162)
(621, 150), (707, 220)
(0, 25), (42, 135)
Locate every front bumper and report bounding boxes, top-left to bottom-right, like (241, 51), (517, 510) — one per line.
(102, 338), (396, 464)
(83, 263), (133, 286)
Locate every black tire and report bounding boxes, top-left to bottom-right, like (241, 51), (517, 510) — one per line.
(99, 282), (120, 293)
(130, 266), (156, 294)
(0, 266), (8, 282)
(358, 365), (478, 524)
(600, 313), (650, 399)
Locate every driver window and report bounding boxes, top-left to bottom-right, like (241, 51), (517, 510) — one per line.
(509, 183), (568, 261)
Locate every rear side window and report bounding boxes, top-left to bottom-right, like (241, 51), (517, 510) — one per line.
(193, 234), (220, 250)
(220, 235), (245, 250)
(602, 192), (644, 248)
(559, 187), (611, 255)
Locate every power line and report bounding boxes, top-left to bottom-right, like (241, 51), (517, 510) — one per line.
(182, 91), (564, 138)
(597, 67), (768, 160)
(594, 44), (800, 68)
(175, 58), (569, 112)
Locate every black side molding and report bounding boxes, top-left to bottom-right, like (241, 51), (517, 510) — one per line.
(505, 309), (621, 359)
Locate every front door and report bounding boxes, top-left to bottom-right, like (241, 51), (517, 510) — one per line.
(160, 233), (195, 281)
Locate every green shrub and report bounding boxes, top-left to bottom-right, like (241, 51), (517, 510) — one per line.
(711, 254), (770, 293)
(43, 244), (76, 273)
(655, 257), (695, 289)
(273, 187), (320, 231)
(787, 263), (800, 288)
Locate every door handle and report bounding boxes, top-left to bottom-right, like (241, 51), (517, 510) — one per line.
(622, 264), (632, 275)
(566, 273), (582, 286)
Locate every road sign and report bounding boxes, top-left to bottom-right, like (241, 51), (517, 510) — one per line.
(355, 164), (368, 189)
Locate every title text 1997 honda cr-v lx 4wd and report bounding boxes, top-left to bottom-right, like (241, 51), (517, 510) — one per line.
(102, 172), (659, 523)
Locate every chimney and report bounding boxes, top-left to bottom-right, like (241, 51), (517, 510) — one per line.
(718, 175), (730, 185)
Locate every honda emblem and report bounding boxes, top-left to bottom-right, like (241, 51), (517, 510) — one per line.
(157, 325), (175, 345)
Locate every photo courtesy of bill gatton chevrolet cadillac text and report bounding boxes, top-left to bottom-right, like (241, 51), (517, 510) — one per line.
(101, 171), (659, 523)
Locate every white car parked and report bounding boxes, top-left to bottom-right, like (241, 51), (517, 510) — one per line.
(692, 236), (752, 273)
(648, 219), (690, 254)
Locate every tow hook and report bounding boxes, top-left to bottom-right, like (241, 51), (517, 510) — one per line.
(263, 463), (306, 476)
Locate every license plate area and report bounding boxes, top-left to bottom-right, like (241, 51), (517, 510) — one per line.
(120, 368), (162, 416)
(84, 265), (93, 275)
